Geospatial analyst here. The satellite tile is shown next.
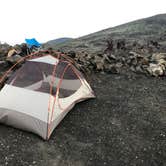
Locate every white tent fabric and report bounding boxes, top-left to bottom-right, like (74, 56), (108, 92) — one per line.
(0, 55), (95, 139)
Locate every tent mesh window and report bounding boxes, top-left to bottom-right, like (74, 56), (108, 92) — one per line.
(7, 60), (82, 97)
(58, 64), (82, 98)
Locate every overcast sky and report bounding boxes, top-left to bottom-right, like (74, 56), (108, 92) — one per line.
(0, 0), (165, 45)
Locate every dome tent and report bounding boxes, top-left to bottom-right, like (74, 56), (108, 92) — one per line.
(0, 52), (95, 139)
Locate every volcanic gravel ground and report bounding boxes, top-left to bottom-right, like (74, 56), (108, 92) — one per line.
(0, 72), (166, 166)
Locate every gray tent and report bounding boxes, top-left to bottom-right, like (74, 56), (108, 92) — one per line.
(0, 55), (94, 139)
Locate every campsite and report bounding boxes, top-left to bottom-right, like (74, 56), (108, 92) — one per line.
(0, 13), (166, 166)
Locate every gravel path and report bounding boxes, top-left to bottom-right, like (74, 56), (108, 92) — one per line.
(0, 72), (166, 166)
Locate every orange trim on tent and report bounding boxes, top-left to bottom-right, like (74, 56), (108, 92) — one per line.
(46, 60), (59, 139)
(47, 63), (71, 138)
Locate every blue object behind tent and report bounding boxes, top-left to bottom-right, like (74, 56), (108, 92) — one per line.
(25, 38), (41, 48)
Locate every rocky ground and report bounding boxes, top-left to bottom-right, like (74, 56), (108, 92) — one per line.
(0, 72), (166, 166)
(0, 38), (166, 165)
(1, 38), (166, 77)
(1, 13), (166, 165)
(65, 39), (166, 77)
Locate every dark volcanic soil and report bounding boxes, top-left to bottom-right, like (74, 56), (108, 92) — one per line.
(0, 72), (166, 166)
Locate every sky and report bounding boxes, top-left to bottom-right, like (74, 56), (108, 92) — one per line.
(0, 0), (165, 45)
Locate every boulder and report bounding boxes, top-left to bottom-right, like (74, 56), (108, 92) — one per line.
(147, 63), (165, 77)
(6, 54), (22, 65)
